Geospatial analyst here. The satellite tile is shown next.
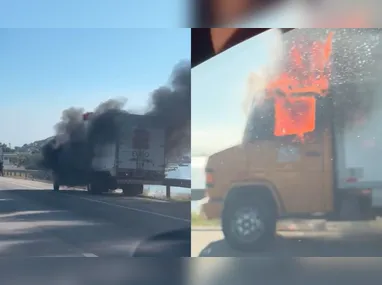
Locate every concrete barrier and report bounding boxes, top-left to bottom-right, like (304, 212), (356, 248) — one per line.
(3, 169), (51, 181)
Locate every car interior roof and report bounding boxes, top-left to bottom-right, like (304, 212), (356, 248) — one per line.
(191, 28), (295, 68)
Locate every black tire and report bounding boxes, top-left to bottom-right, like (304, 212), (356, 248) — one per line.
(222, 192), (277, 251)
(133, 184), (143, 196)
(122, 184), (143, 196)
(339, 196), (362, 221)
(87, 182), (104, 195)
(53, 181), (60, 191)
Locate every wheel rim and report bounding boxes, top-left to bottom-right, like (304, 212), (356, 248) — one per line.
(230, 206), (265, 243)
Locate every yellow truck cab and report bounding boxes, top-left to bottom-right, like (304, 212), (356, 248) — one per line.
(200, 29), (382, 251)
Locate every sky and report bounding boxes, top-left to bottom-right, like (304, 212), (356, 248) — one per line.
(0, 28), (190, 146)
(190, 30), (282, 191)
(0, 0), (186, 28)
(191, 29), (281, 157)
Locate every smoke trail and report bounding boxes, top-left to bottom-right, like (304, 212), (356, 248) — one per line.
(86, 98), (128, 145)
(41, 60), (190, 184)
(54, 107), (86, 145)
(243, 29), (284, 115)
(146, 60), (191, 160)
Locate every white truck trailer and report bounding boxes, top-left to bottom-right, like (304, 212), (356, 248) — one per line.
(53, 112), (167, 196)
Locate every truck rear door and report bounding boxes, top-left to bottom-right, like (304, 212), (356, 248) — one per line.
(116, 117), (166, 184)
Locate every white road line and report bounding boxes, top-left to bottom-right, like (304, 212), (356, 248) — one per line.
(2, 178), (191, 223)
(73, 195), (191, 223)
(18, 254), (98, 257)
(82, 253), (98, 257)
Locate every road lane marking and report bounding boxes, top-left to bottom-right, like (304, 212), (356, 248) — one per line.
(20, 254), (98, 257)
(2, 178), (191, 223)
(73, 195), (191, 223)
(82, 253), (98, 257)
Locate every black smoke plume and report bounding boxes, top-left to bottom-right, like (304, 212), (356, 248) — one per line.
(41, 60), (190, 185)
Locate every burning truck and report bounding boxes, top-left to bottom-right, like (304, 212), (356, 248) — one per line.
(51, 111), (167, 195)
(41, 61), (190, 196)
(199, 29), (382, 251)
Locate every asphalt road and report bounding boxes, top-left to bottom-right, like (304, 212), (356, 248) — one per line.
(190, 258), (382, 285)
(192, 219), (382, 257)
(0, 176), (190, 258)
(0, 259), (185, 285)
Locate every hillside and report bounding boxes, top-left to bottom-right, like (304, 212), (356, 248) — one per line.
(15, 137), (53, 153)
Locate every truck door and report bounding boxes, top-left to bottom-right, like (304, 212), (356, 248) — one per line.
(270, 133), (326, 214)
(244, 98), (330, 215)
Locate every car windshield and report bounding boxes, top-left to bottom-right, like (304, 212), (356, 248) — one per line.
(191, 28), (382, 259)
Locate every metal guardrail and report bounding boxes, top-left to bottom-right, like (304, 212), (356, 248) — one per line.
(3, 169), (190, 199)
(3, 169), (51, 181)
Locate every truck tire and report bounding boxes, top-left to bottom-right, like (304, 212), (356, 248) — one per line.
(122, 184), (143, 196)
(52, 172), (60, 191)
(222, 191), (277, 251)
(87, 183), (104, 195)
(53, 181), (60, 191)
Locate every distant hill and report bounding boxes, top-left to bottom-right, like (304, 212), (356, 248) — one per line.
(15, 137), (53, 153)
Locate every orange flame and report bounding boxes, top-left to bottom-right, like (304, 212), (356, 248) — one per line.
(265, 31), (334, 141)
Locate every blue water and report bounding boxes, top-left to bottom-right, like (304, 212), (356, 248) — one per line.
(137, 157), (208, 213)
(146, 163), (191, 196)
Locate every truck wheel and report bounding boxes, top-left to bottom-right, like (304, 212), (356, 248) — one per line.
(133, 184), (143, 196)
(122, 184), (143, 196)
(122, 186), (131, 196)
(222, 193), (277, 251)
(339, 196), (362, 221)
(53, 181), (60, 191)
(87, 183), (104, 195)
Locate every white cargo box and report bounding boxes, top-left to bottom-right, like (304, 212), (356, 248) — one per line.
(89, 114), (166, 176)
(334, 82), (382, 191)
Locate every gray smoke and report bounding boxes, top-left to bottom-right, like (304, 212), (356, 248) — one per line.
(41, 60), (190, 183)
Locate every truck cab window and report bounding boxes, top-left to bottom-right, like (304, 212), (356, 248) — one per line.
(243, 95), (330, 144)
